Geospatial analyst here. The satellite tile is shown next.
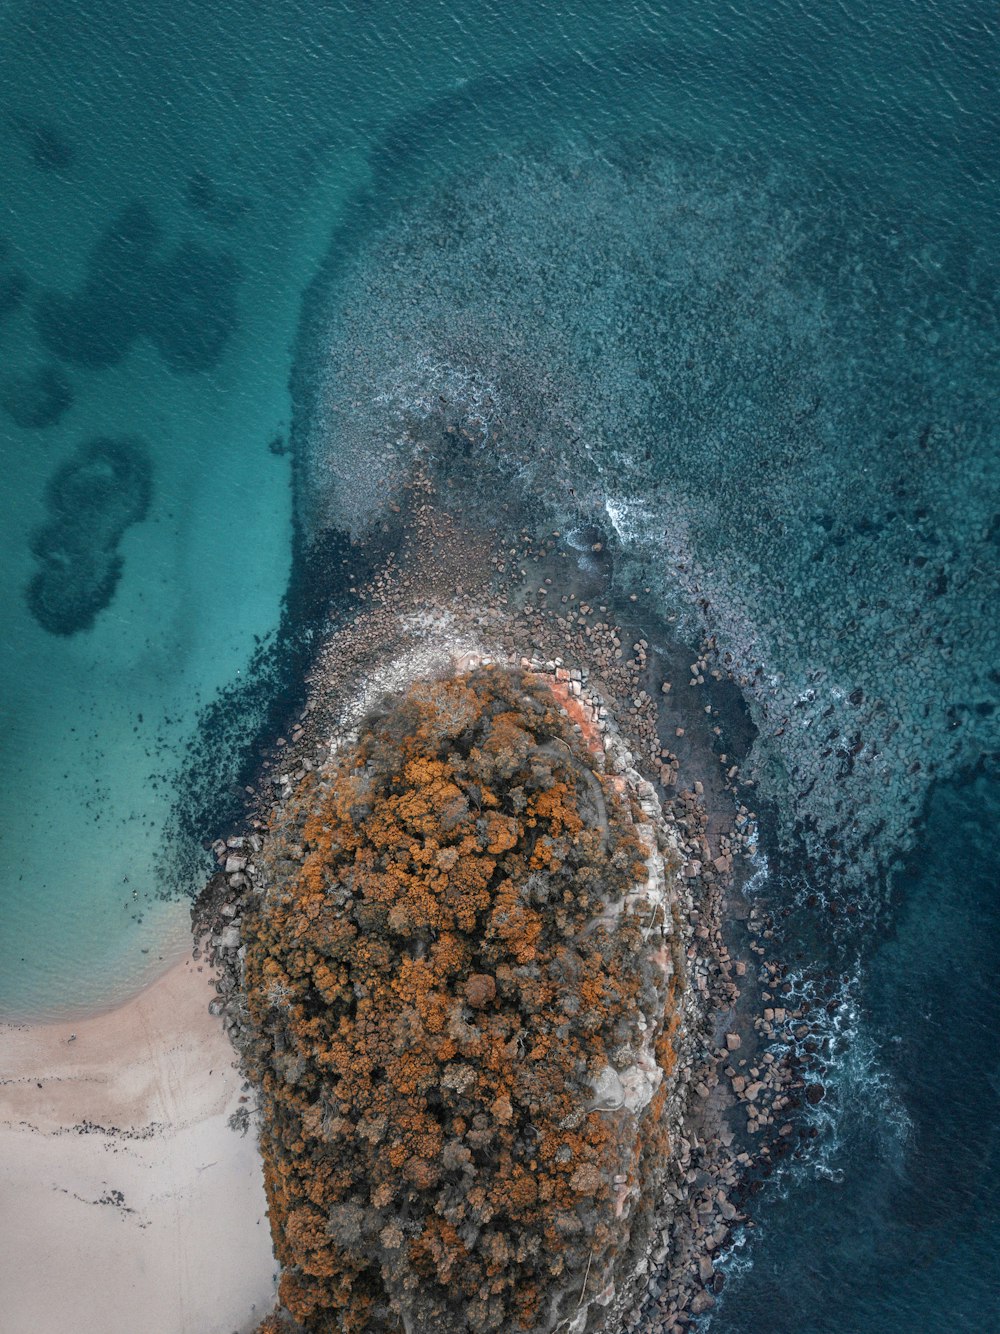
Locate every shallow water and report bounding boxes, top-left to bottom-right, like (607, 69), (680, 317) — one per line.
(1, 0), (997, 1326)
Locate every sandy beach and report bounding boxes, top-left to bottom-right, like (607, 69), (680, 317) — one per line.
(0, 956), (277, 1334)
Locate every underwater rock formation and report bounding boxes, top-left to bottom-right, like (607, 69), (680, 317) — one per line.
(298, 134), (999, 885)
(34, 201), (157, 368)
(35, 200), (240, 373)
(242, 667), (689, 1334)
(26, 436), (152, 635)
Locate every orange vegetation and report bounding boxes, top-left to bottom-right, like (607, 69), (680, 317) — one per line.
(243, 668), (680, 1333)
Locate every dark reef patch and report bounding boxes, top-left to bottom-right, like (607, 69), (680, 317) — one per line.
(1, 364), (73, 429)
(26, 436), (153, 636)
(35, 200), (240, 373)
(35, 202), (159, 368)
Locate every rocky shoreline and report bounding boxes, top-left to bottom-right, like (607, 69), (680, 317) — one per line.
(192, 472), (828, 1330)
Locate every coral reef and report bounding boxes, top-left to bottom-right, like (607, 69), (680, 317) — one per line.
(26, 436), (153, 635)
(242, 667), (686, 1333)
(1, 364), (72, 429)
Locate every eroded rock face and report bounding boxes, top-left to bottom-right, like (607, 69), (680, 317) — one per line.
(243, 667), (689, 1333)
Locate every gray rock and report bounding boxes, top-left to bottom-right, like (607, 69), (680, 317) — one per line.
(589, 1065), (625, 1110)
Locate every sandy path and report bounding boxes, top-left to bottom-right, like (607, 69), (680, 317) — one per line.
(0, 957), (277, 1334)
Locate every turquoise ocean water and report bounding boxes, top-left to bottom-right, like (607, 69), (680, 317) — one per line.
(1, 1), (996, 1327)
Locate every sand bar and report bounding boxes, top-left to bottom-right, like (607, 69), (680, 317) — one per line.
(0, 956), (276, 1333)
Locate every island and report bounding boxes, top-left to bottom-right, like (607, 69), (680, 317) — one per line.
(188, 460), (802, 1334)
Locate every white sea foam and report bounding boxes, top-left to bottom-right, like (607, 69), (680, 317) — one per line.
(743, 849), (768, 894)
(765, 958), (912, 1186)
(604, 495), (656, 547)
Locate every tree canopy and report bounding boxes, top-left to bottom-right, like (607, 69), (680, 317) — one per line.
(244, 668), (676, 1333)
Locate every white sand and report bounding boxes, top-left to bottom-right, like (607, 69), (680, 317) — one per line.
(0, 957), (277, 1334)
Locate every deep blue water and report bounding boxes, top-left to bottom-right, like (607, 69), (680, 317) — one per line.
(701, 771), (1000, 1334)
(1, 0), (997, 1328)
